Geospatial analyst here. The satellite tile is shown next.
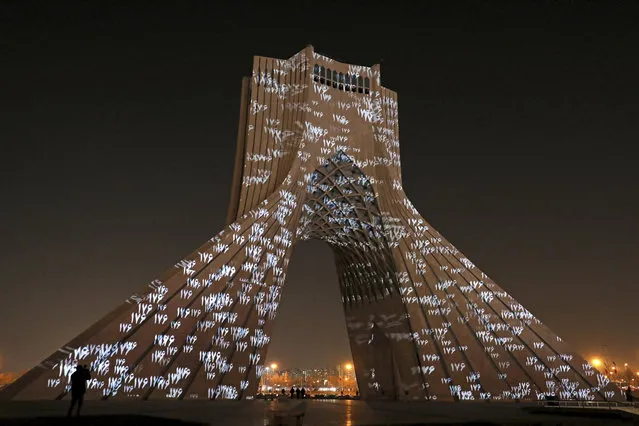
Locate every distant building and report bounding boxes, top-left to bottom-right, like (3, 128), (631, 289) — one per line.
(0, 372), (24, 390)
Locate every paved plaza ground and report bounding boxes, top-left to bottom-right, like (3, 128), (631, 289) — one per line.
(0, 399), (637, 425)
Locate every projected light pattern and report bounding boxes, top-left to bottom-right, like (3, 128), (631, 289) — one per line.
(1, 46), (621, 402)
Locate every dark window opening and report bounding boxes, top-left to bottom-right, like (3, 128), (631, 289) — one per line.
(311, 64), (372, 95)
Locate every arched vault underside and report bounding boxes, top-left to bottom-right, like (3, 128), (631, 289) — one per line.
(1, 46), (621, 403)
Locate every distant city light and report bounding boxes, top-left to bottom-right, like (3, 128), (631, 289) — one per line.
(345, 363), (353, 370)
(270, 363), (278, 370)
(591, 358), (602, 367)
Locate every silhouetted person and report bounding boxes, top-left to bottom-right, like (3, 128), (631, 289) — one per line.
(626, 386), (633, 402)
(301, 388), (305, 399)
(295, 388), (301, 399)
(67, 365), (90, 417)
(290, 386), (295, 399)
(277, 388), (287, 401)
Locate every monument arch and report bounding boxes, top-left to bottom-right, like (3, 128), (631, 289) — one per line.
(1, 46), (621, 402)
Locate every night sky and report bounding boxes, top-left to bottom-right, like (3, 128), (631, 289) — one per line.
(1, 1), (638, 374)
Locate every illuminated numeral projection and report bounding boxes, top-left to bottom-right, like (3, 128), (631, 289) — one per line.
(0, 46), (622, 402)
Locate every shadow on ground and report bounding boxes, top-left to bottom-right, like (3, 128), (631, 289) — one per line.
(523, 407), (638, 424)
(0, 415), (206, 426)
(1, 400), (637, 425)
(359, 407), (639, 426)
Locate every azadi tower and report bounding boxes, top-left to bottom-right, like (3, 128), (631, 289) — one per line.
(1, 46), (621, 402)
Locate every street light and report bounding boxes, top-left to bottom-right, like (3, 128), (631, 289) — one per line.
(339, 363), (353, 395)
(269, 363), (278, 391)
(264, 366), (270, 392)
(591, 358), (602, 368)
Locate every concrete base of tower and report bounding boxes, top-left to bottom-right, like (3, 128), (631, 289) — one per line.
(1, 399), (636, 425)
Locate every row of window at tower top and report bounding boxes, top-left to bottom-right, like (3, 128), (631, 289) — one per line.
(313, 64), (371, 95)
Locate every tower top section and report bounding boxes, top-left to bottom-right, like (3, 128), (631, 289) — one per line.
(227, 45), (401, 219)
(292, 45), (382, 94)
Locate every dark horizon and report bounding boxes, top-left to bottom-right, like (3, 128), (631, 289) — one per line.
(0, 1), (637, 374)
